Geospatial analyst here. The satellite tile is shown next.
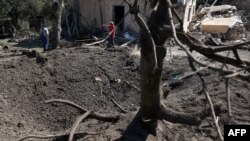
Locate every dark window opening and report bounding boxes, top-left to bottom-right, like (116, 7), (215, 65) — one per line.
(113, 6), (125, 31)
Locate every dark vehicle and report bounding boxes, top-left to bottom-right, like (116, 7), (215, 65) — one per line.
(0, 16), (15, 38)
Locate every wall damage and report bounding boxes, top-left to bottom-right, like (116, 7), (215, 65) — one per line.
(186, 3), (248, 45)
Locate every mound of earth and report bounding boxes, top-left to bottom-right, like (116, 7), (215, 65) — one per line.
(0, 46), (249, 141)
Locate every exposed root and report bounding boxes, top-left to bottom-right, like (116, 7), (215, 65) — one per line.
(159, 103), (222, 126)
(45, 99), (120, 122)
(18, 132), (99, 141)
(45, 99), (88, 111)
(69, 111), (91, 141)
(111, 99), (128, 113)
(203, 88), (224, 141)
(225, 78), (233, 124)
(125, 80), (141, 92)
(34, 99), (121, 141)
(188, 55), (224, 140)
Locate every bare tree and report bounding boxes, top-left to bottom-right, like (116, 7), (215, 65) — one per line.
(125, 0), (249, 140)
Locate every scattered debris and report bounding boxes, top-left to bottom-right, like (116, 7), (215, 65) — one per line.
(187, 4), (248, 45)
(95, 77), (102, 82)
(120, 32), (136, 47)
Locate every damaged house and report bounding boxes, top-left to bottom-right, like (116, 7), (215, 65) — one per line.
(73, 0), (248, 44)
(184, 0), (248, 45)
(189, 4), (248, 44)
(73, 0), (150, 32)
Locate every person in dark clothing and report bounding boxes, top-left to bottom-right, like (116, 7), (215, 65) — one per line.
(39, 25), (49, 52)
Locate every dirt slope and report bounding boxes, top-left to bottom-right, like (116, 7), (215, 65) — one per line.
(0, 46), (249, 141)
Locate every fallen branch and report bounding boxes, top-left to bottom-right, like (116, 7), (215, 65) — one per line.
(178, 67), (208, 80)
(124, 0), (158, 73)
(69, 111), (91, 141)
(125, 80), (141, 92)
(111, 99), (128, 113)
(211, 41), (250, 52)
(18, 132), (99, 141)
(86, 11), (130, 47)
(187, 54), (224, 140)
(45, 99), (120, 122)
(85, 39), (106, 46)
(220, 51), (231, 70)
(45, 99), (88, 112)
(225, 72), (240, 78)
(159, 103), (222, 126)
(203, 88), (223, 141)
(225, 78), (233, 124)
(232, 49), (245, 65)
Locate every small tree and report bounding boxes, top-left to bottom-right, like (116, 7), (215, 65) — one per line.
(125, 0), (249, 140)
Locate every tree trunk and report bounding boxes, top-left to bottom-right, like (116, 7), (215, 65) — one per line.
(140, 0), (170, 123)
(52, 0), (64, 49)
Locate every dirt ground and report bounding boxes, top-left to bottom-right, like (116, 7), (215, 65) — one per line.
(0, 41), (249, 141)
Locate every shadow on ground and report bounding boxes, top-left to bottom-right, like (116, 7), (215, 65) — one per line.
(13, 38), (42, 49)
(116, 111), (156, 141)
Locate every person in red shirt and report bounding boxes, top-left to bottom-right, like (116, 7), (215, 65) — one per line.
(103, 21), (116, 48)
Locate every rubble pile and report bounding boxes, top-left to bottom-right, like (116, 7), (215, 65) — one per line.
(188, 5), (248, 45)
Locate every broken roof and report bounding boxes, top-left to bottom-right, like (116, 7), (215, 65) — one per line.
(202, 5), (237, 13)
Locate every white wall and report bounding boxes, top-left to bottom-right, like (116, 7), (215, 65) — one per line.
(78, 0), (150, 32)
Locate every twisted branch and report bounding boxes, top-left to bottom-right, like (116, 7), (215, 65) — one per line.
(69, 111), (91, 141)
(45, 99), (120, 122)
(18, 132), (99, 141)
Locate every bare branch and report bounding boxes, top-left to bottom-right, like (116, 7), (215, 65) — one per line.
(178, 67), (208, 80)
(211, 41), (250, 52)
(111, 99), (128, 113)
(159, 103), (222, 126)
(69, 111), (91, 141)
(188, 57), (223, 141)
(124, 0), (158, 73)
(232, 49), (245, 65)
(203, 88), (223, 141)
(45, 99), (120, 122)
(225, 79), (233, 124)
(45, 99), (88, 112)
(125, 80), (141, 92)
(184, 34), (250, 70)
(220, 51), (231, 70)
(172, 8), (183, 26)
(18, 132), (99, 141)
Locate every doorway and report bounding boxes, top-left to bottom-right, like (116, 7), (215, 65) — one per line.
(113, 6), (125, 31)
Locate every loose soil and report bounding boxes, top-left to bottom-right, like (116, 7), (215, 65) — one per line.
(0, 44), (249, 141)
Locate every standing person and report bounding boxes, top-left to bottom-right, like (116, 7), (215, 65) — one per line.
(10, 25), (16, 40)
(103, 21), (116, 48)
(40, 25), (49, 52)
